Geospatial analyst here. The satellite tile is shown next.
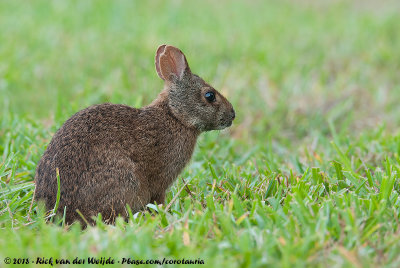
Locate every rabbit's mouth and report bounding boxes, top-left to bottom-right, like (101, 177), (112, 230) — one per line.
(225, 120), (233, 128)
(215, 119), (233, 130)
(217, 110), (235, 129)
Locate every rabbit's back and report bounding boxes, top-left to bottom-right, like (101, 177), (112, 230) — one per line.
(35, 103), (198, 224)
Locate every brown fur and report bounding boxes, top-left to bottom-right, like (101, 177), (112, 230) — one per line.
(34, 45), (235, 225)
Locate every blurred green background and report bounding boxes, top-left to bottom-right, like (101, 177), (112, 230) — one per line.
(2, 0), (399, 145)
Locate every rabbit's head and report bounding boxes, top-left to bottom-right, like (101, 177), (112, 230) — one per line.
(155, 45), (235, 132)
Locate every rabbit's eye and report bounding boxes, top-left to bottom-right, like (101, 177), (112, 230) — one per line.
(205, 92), (216, 102)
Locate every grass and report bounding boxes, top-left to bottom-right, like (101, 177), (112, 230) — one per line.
(1, 0), (400, 267)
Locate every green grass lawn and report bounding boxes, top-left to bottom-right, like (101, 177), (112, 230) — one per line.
(1, 0), (400, 267)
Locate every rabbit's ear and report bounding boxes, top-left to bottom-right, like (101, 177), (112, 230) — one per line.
(155, 45), (190, 81)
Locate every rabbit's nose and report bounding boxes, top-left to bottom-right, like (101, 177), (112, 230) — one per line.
(231, 109), (236, 120)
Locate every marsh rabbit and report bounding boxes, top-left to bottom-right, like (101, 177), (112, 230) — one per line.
(35, 45), (235, 225)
